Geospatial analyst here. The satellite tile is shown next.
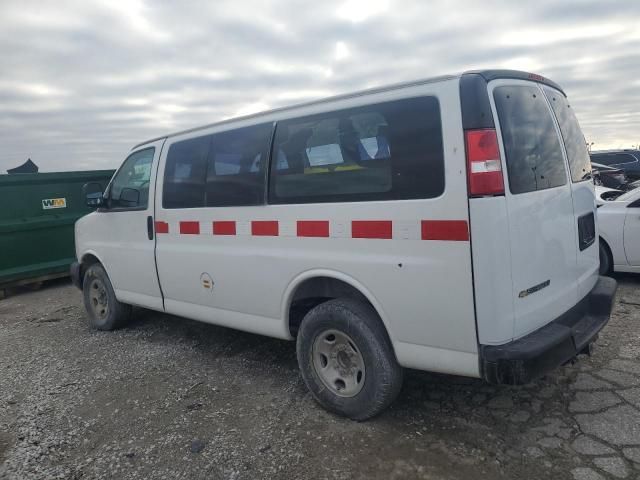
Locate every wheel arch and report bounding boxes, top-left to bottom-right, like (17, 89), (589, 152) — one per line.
(78, 250), (111, 286)
(282, 269), (395, 345)
(599, 236), (614, 272)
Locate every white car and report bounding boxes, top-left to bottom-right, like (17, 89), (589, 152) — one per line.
(598, 187), (640, 274)
(72, 69), (617, 420)
(594, 185), (623, 206)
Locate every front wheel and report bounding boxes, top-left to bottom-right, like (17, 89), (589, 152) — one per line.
(82, 264), (132, 330)
(296, 298), (403, 421)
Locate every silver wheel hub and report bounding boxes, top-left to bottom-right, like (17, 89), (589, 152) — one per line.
(312, 329), (365, 397)
(88, 279), (109, 320)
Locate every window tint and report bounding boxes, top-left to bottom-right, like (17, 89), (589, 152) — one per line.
(163, 124), (272, 209)
(206, 123), (272, 207)
(543, 87), (592, 182)
(109, 148), (154, 209)
(163, 135), (210, 208)
(269, 97), (444, 204)
(494, 86), (567, 194)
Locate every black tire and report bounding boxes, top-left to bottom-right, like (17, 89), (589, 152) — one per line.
(82, 264), (132, 330)
(296, 298), (403, 421)
(599, 240), (612, 276)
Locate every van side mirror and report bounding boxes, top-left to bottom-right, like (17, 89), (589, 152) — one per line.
(83, 182), (104, 208)
(119, 187), (140, 207)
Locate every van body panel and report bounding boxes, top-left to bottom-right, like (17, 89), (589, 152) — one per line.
(468, 196), (516, 345)
(153, 78), (480, 368)
(541, 86), (599, 301)
(164, 298), (290, 339)
(488, 79), (580, 340)
(500, 185), (579, 339)
(72, 69), (616, 388)
(571, 180), (599, 300)
(395, 341), (480, 377)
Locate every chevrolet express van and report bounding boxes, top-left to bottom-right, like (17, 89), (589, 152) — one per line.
(72, 70), (617, 420)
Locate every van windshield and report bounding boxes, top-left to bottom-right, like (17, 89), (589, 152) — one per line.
(543, 87), (592, 182)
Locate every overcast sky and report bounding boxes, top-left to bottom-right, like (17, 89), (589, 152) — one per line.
(1, 0), (639, 172)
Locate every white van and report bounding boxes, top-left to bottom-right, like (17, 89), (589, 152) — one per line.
(72, 69), (617, 420)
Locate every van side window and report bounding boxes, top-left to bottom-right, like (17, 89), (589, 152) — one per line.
(163, 136), (210, 208)
(206, 123), (272, 207)
(108, 148), (154, 209)
(163, 124), (273, 209)
(542, 87), (592, 182)
(269, 97), (444, 204)
(494, 86), (567, 194)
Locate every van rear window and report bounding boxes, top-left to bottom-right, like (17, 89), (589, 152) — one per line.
(494, 86), (567, 194)
(543, 87), (592, 182)
(268, 97), (444, 204)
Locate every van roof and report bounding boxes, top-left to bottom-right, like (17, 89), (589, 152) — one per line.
(132, 69), (564, 150)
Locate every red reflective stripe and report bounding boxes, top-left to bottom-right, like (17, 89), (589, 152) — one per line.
(351, 220), (392, 239)
(179, 221), (200, 235)
(213, 221), (236, 235)
(168, 219), (469, 240)
(251, 220), (278, 236)
(297, 220), (329, 238)
(421, 220), (469, 241)
(155, 221), (169, 234)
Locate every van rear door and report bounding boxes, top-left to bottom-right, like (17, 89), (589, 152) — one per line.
(541, 86), (599, 300)
(490, 80), (580, 339)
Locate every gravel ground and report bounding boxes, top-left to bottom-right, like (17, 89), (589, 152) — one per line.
(0, 275), (639, 480)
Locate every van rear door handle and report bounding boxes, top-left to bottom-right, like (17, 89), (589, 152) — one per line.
(147, 216), (154, 240)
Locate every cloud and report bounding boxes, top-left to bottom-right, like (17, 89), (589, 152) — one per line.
(0, 0), (639, 172)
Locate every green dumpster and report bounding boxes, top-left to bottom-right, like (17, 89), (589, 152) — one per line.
(0, 170), (114, 289)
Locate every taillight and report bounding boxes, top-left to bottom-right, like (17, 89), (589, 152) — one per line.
(465, 128), (505, 197)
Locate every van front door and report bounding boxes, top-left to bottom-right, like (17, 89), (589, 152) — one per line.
(490, 81), (578, 339)
(95, 140), (165, 309)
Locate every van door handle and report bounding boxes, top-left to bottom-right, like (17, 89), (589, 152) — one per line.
(147, 216), (154, 240)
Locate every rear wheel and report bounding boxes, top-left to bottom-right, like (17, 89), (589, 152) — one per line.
(296, 298), (403, 420)
(82, 264), (132, 330)
(599, 240), (612, 275)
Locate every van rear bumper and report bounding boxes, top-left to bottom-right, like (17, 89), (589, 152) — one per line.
(480, 276), (617, 385)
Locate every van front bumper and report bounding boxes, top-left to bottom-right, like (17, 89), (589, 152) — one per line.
(70, 261), (82, 290)
(480, 276), (617, 385)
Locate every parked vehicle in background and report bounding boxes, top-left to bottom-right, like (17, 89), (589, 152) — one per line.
(598, 187), (640, 274)
(591, 149), (640, 181)
(592, 162), (629, 190)
(594, 185), (624, 206)
(71, 69), (616, 420)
